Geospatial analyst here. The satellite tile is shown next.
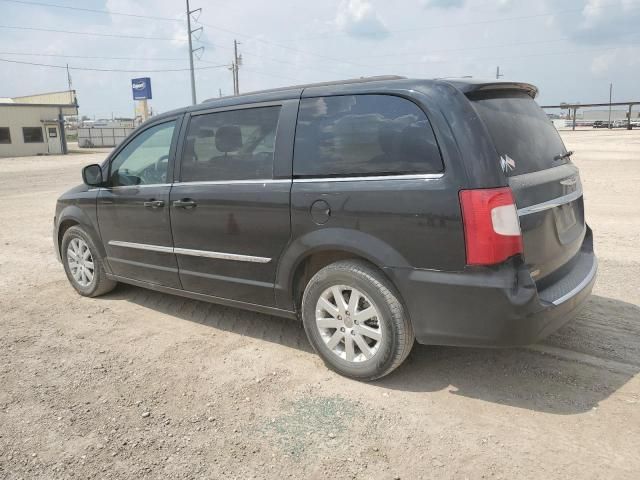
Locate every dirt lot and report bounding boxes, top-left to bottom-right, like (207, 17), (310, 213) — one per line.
(1, 131), (639, 479)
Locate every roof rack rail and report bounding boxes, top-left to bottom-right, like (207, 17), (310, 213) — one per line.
(202, 75), (406, 103)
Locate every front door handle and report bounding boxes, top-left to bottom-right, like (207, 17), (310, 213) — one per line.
(173, 199), (197, 209)
(143, 200), (165, 208)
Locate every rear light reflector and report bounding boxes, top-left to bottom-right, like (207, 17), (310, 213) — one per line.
(459, 187), (523, 266)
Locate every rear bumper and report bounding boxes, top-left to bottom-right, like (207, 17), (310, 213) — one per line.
(385, 228), (596, 347)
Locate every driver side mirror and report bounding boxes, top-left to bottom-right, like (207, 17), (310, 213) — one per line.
(82, 164), (103, 187)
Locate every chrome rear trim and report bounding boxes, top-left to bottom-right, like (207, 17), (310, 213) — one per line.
(517, 185), (583, 216)
(552, 258), (597, 306)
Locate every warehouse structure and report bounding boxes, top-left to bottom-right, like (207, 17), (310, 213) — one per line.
(0, 90), (78, 157)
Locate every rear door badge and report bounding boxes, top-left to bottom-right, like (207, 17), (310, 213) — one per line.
(500, 154), (516, 173)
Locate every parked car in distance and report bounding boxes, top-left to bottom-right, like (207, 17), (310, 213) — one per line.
(54, 76), (597, 380)
(592, 120), (604, 128)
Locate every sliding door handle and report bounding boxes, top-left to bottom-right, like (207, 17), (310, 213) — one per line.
(143, 200), (165, 208)
(173, 199), (197, 209)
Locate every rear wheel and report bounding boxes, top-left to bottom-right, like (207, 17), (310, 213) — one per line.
(301, 260), (414, 381)
(61, 226), (116, 297)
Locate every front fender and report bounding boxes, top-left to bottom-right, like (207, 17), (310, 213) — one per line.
(274, 228), (410, 311)
(55, 202), (106, 265)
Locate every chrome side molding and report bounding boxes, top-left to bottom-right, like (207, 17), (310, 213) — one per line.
(108, 241), (174, 254)
(108, 241), (271, 264)
(173, 247), (271, 263)
(293, 173), (444, 183)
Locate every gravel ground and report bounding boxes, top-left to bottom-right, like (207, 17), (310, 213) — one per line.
(1, 131), (639, 479)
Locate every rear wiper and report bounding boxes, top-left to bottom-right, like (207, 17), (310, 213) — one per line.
(554, 151), (574, 161)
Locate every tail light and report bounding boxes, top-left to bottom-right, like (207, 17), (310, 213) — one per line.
(459, 187), (523, 266)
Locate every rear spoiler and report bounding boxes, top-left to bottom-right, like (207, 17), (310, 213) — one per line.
(445, 80), (539, 99)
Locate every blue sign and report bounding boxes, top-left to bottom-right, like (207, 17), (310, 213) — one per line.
(131, 77), (152, 100)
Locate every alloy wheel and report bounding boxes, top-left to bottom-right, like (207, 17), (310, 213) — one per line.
(315, 285), (383, 363)
(66, 237), (95, 287)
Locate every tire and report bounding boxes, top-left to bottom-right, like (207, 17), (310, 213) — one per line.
(301, 260), (414, 381)
(61, 225), (117, 297)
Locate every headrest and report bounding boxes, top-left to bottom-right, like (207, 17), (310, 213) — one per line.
(215, 125), (242, 153)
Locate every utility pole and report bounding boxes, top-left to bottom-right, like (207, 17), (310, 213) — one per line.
(496, 66), (503, 80)
(231, 40), (242, 95)
(66, 63), (73, 104)
(186, 0), (202, 105)
(66, 63), (72, 90)
(608, 83), (613, 130)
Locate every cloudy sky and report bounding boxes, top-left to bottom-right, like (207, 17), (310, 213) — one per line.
(1, 0), (639, 118)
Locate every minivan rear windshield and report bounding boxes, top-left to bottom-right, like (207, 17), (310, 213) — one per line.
(470, 91), (568, 177)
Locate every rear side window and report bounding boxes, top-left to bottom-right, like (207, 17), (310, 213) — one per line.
(293, 94), (443, 177)
(471, 92), (569, 177)
(181, 106), (281, 182)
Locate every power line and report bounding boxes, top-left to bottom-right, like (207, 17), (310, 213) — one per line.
(0, 0), (182, 22)
(196, 40), (352, 77)
(389, 44), (640, 74)
(302, 1), (640, 39)
(196, 20), (368, 68)
(359, 33), (640, 59)
(0, 24), (177, 41)
(0, 50), (186, 62)
(0, 22), (354, 77)
(0, 57), (229, 73)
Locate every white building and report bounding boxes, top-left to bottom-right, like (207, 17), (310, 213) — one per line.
(0, 90), (78, 158)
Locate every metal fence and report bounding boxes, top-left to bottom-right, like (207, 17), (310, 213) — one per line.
(77, 127), (134, 148)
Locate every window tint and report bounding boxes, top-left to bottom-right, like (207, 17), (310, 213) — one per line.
(109, 121), (175, 186)
(293, 95), (443, 177)
(23, 127), (44, 143)
(471, 92), (568, 177)
(0, 127), (10, 144)
(181, 106), (281, 182)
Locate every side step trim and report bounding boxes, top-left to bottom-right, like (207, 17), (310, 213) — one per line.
(105, 273), (298, 320)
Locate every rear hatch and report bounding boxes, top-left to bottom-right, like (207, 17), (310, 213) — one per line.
(470, 90), (586, 282)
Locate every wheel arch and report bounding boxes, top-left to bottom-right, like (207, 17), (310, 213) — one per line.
(56, 205), (107, 261)
(275, 228), (410, 312)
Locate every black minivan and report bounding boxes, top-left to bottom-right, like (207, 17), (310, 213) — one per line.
(54, 76), (596, 380)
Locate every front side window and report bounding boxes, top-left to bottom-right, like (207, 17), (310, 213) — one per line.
(181, 106), (281, 182)
(109, 121), (176, 186)
(23, 127), (44, 143)
(0, 127), (10, 144)
(293, 94), (443, 177)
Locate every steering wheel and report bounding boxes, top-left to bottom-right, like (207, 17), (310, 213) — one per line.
(153, 155), (169, 183)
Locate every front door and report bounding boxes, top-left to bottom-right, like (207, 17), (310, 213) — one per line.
(46, 125), (62, 154)
(98, 118), (181, 288)
(170, 104), (293, 306)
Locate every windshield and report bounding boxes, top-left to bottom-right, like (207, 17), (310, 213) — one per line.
(471, 91), (568, 177)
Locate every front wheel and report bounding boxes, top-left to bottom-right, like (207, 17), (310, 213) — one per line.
(61, 225), (117, 297)
(301, 260), (414, 381)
